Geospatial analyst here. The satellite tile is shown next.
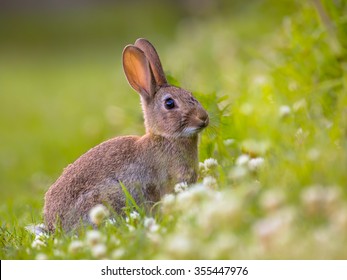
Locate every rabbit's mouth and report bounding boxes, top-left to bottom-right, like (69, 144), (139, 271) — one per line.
(180, 125), (207, 137)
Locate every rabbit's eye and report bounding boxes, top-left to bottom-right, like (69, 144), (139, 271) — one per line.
(164, 98), (175, 109)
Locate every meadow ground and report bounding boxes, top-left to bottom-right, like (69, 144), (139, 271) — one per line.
(1, 0), (347, 259)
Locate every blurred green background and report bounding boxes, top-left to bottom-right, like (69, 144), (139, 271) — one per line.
(1, 0), (347, 259)
(0, 0), (296, 222)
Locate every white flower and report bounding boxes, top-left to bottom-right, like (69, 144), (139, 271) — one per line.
(127, 224), (135, 232)
(31, 237), (45, 249)
(204, 158), (218, 169)
(91, 244), (107, 259)
(301, 185), (325, 214)
(248, 157), (264, 171)
(223, 139), (235, 146)
(105, 218), (117, 226)
(253, 209), (293, 245)
(112, 248), (125, 259)
(130, 211), (140, 220)
(260, 190), (284, 212)
(174, 182), (188, 193)
(161, 194), (176, 214)
(202, 176), (218, 189)
(89, 204), (110, 226)
(229, 166), (248, 180)
(236, 154), (250, 166)
(110, 236), (121, 246)
(162, 194), (175, 206)
(25, 223), (47, 237)
(279, 105), (291, 117)
(68, 240), (84, 254)
(126, 211), (141, 224)
(254, 216), (283, 240)
(54, 239), (62, 246)
(165, 232), (192, 258)
(144, 217), (160, 232)
(198, 195), (241, 231)
(147, 231), (162, 244)
(253, 75), (268, 86)
(175, 184), (214, 210)
(208, 234), (236, 259)
(302, 185), (341, 215)
(53, 249), (64, 257)
(86, 230), (103, 246)
(36, 253), (48, 260)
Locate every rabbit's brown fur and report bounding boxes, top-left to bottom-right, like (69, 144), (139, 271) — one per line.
(44, 39), (209, 232)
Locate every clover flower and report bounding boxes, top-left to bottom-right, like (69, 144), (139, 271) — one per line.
(25, 223), (48, 237)
(174, 182), (188, 193)
(203, 176), (218, 189)
(162, 193), (175, 206)
(229, 166), (248, 180)
(89, 204), (110, 226)
(236, 154), (250, 166)
(161, 194), (176, 213)
(223, 139), (235, 146)
(248, 157), (264, 171)
(68, 240), (84, 254)
(112, 248), (125, 259)
(126, 211), (141, 224)
(53, 249), (64, 257)
(54, 239), (63, 246)
(165, 232), (192, 258)
(91, 244), (107, 259)
(110, 236), (121, 246)
(301, 185), (341, 215)
(254, 216), (283, 242)
(105, 218), (117, 226)
(198, 195), (241, 232)
(36, 253), (48, 260)
(31, 237), (46, 249)
(204, 158), (218, 169)
(279, 105), (291, 117)
(254, 208), (294, 248)
(144, 217), (160, 232)
(199, 158), (218, 177)
(86, 230), (103, 246)
(127, 224), (135, 232)
(130, 211), (140, 220)
(260, 190), (284, 212)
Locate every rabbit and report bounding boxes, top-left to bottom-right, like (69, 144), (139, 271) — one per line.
(43, 38), (209, 232)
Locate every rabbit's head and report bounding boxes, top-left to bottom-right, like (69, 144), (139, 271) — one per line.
(123, 38), (209, 138)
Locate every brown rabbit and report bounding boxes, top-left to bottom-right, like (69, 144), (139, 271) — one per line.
(44, 38), (209, 232)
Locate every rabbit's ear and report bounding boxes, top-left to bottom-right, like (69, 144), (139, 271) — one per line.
(123, 45), (155, 99)
(135, 38), (168, 87)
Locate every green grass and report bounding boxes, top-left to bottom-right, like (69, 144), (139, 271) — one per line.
(1, 0), (347, 259)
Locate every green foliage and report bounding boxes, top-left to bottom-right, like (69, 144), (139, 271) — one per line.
(1, 0), (347, 259)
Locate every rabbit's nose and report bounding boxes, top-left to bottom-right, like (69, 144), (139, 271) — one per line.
(198, 113), (209, 128)
(202, 115), (209, 127)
